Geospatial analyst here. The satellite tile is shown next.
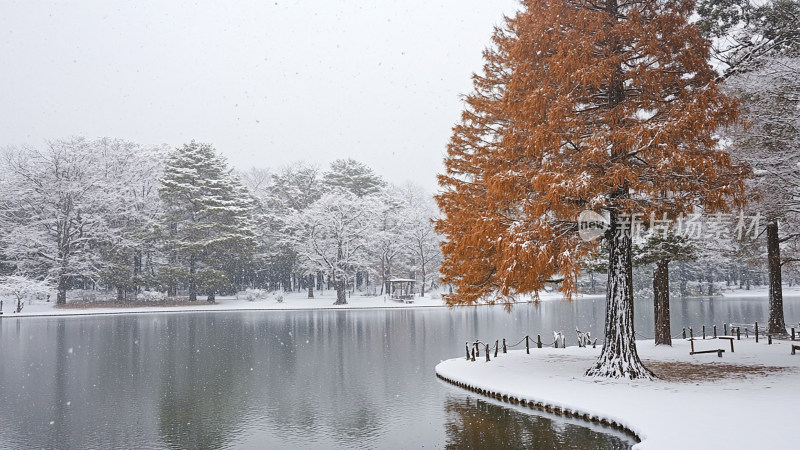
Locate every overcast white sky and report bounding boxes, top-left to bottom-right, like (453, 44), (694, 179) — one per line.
(1, 0), (519, 192)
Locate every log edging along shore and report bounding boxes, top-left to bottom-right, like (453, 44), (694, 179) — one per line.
(435, 370), (642, 444)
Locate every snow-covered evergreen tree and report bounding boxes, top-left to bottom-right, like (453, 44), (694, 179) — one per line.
(158, 141), (257, 302)
(323, 158), (387, 198)
(634, 230), (697, 345)
(698, 0), (800, 77)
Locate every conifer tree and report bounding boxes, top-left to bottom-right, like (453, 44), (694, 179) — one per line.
(436, 0), (747, 378)
(324, 158), (387, 198)
(159, 141), (257, 302)
(634, 230), (697, 346)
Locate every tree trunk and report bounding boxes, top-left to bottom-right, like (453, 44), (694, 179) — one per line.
(207, 291), (215, 303)
(333, 278), (347, 305)
(188, 253), (197, 301)
(308, 274), (315, 299)
(766, 220), (786, 334)
(585, 209), (653, 379)
(420, 259), (427, 297)
(132, 250), (142, 300)
(56, 274), (68, 305)
(653, 259), (672, 346)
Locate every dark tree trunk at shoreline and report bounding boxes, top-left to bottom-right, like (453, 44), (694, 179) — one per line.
(586, 208), (654, 379)
(334, 279), (347, 305)
(653, 259), (672, 346)
(308, 274), (315, 298)
(188, 253), (197, 301)
(766, 220), (786, 334)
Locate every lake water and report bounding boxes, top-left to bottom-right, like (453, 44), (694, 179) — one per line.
(0, 296), (797, 449)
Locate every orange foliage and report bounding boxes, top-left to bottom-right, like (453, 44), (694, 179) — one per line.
(436, 0), (748, 306)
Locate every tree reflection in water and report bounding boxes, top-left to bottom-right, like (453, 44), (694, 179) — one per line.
(444, 394), (632, 449)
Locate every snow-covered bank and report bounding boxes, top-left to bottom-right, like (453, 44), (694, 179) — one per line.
(720, 285), (800, 297)
(435, 338), (800, 449)
(0, 290), (590, 318)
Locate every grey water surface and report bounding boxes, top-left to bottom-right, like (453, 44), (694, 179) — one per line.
(0, 296), (796, 449)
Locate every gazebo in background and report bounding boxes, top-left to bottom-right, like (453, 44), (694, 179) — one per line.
(387, 278), (415, 303)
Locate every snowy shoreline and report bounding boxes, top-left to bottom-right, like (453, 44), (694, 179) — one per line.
(435, 338), (800, 449)
(2, 288), (794, 320)
(0, 290), (591, 319)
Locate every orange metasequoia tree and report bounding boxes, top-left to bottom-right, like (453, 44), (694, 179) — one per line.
(435, 0), (748, 378)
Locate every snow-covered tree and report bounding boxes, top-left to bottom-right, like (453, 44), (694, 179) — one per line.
(634, 230), (697, 346)
(0, 138), (126, 304)
(0, 275), (52, 313)
(697, 0), (800, 77)
(158, 141), (258, 302)
(399, 184), (442, 297)
(723, 56), (800, 334)
(263, 162), (324, 295)
(92, 139), (167, 301)
(287, 192), (378, 304)
(372, 188), (412, 295)
(323, 158), (387, 198)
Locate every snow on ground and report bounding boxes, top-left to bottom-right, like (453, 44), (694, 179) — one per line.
(0, 289), (589, 318)
(436, 337), (800, 449)
(720, 285), (800, 297)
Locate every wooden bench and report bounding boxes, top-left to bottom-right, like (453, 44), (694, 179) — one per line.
(691, 349), (725, 357)
(718, 336), (735, 352)
(689, 338), (725, 357)
(792, 345), (800, 355)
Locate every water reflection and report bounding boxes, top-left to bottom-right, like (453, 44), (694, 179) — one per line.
(444, 394), (631, 449)
(0, 297), (796, 449)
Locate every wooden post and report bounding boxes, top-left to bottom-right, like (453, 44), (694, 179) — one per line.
(745, 328), (749, 339)
(690, 339), (695, 353)
(475, 342), (480, 357)
(525, 335), (530, 354)
(682, 328), (686, 339)
(713, 325), (717, 338)
(702, 325), (706, 340)
(717, 350), (723, 358)
(494, 340), (499, 358)
(593, 338), (597, 348)
(537, 335), (542, 349)
(768, 335), (772, 345)
(503, 338), (507, 354)
(554, 336), (558, 349)
(792, 328), (796, 341)
(724, 323), (728, 336)
(755, 322), (759, 343)
(690, 327), (693, 339)
(737, 327), (741, 340)
(485, 344), (490, 362)
(466, 342), (470, 360)
(471, 347), (475, 361)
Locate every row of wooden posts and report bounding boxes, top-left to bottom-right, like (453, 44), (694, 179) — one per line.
(466, 336), (535, 362)
(681, 322), (798, 344)
(465, 333), (595, 362)
(468, 322), (799, 362)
